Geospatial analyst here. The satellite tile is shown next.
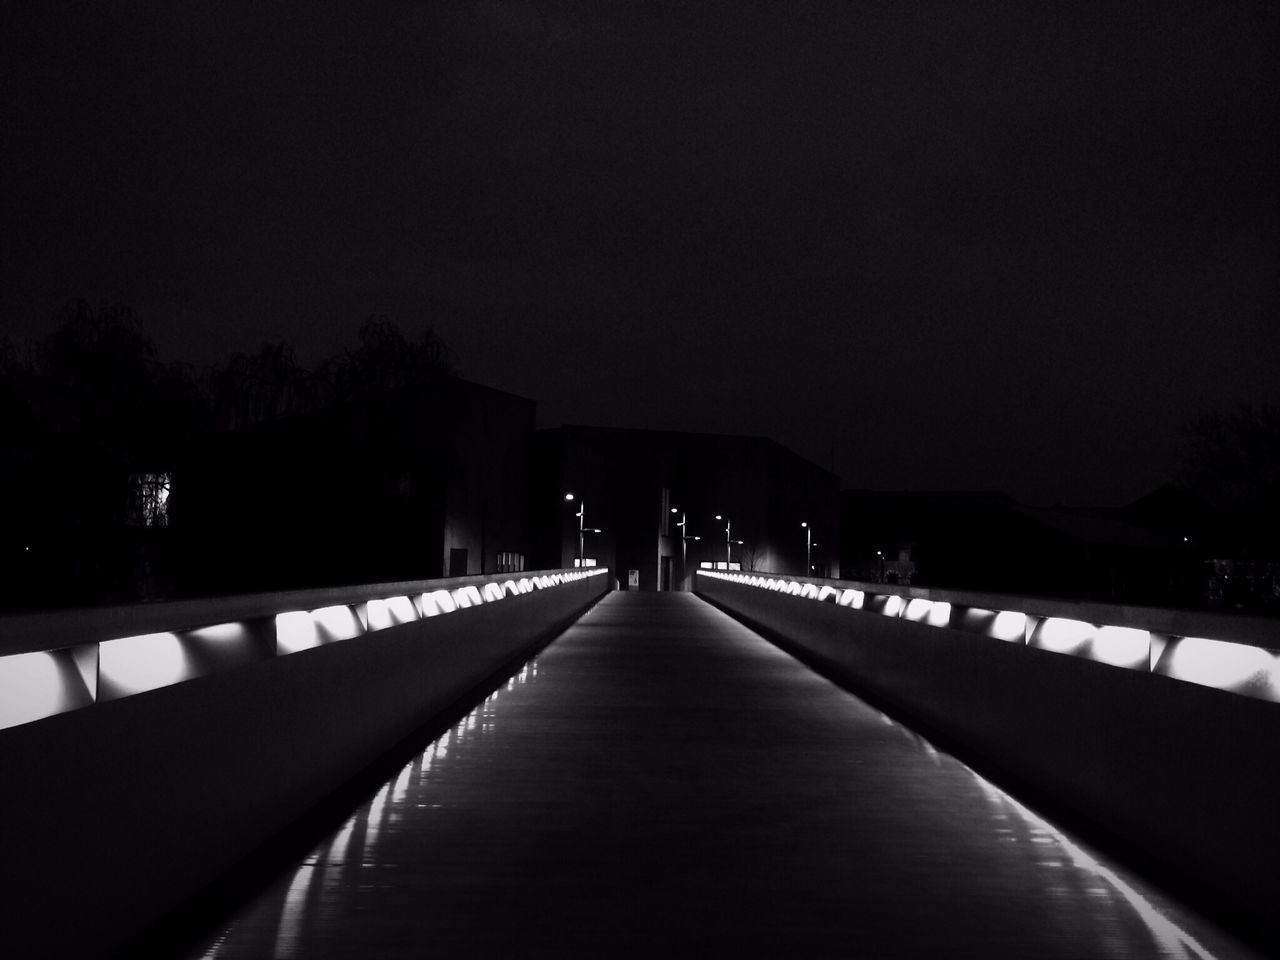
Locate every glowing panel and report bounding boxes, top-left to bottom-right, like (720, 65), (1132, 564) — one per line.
(904, 598), (932, 622)
(452, 585), (484, 608)
(818, 586), (841, 603)
(517, 578), (533, 593)
(1036, 618), (1094, 654)
(422, 590), (457, 616)
(801, 583), (820, 600)
(1090, 626), (1150, 669)
(100, 632), (191, 697)
(838, 589), (865, 609)
(1162, 637), (1279, 697)
(925, 602), (952, 627)
(276, 611), (320, 653)
(483, 582), (504, 602)
(386, 596), (417, 624)
(882, 595), (904, 617)
(0, 651), (83, 730)
(188, 622), (249, 642)
(365, 599), (394, 631)
(990, 611), (1028, 642)
(312, 605), (362, 641)
(786, 581), (803, 596)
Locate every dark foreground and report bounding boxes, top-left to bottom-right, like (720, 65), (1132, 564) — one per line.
(184, 592), (1257, 959)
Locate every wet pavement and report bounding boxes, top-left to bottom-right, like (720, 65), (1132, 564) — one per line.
(186, 592), (1259, 959)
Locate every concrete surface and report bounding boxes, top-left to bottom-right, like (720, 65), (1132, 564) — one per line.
(182, 593), (1259, 959)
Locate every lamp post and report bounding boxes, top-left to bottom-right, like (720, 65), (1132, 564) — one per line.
(714, 515), (744, 567)
(672, 508), (701, 584)
(877, 549), (885, 582)
(564, 493), (602, 568)
(801, 521), (811, 574)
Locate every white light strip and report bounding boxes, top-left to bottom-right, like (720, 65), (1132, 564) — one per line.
(695, 569), (1280, 703)
(1, 568), (607, 730)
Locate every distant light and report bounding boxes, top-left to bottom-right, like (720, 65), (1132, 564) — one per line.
(564, 492), (575, 501)
(670, 507), (678, 513)
(692, 536), (701, 540)
(715, 514), (723, 520)
(1183, 536), (1190, 542)
(801, 521), (808, 528)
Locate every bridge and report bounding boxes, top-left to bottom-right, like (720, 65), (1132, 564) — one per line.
(1, 569), (1277, 958)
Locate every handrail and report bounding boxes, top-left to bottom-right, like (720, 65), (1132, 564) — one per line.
(698, 569), (1280, 703)
(0, 567), (609, 731)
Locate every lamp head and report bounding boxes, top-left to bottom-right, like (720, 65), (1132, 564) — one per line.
(564, 492), (575, 501)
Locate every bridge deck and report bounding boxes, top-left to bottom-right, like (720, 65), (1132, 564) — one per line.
(188, 592), (1256, 959)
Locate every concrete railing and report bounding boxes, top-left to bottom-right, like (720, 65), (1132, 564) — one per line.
(698, 569), (1280, 701)
(0, 567), (609, 959)
(697, 569), (1280, 951)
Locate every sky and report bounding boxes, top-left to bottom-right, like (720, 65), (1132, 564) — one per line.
(4, 1), (1277, 506)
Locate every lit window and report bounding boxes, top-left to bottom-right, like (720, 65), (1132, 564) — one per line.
(127, 472), (172, 527)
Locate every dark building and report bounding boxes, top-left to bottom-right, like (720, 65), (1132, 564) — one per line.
(534, 426), (839, 590)
(177, 378), (535, 596)
(840, 489), (1199, 607)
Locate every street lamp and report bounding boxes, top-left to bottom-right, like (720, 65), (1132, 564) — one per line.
(714, 515), (744, 567)
(801, 521), (811, 574)
(564, 492), (602, 568)
(671, 508), (701, 581)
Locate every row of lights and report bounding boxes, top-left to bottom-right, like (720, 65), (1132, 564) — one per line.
(571, 494), (822, 574)
(698, 570), (1280, 702)
(0, 568), (608, 732)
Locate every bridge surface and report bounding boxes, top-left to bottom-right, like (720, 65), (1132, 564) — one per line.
(186, 592), (1257, 959)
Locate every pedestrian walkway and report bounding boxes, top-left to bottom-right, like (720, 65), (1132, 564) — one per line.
(188, 592), (1258, 958)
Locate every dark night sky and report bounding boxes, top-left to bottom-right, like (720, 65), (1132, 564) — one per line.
(4, 1), (1277, 506)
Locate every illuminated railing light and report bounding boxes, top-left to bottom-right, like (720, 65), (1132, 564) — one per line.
(423, 590), (456, 616)
(1090, 626), (1150, 669)
(386, 596), (418, 624)
(313, 605), (363, 641)
(0, 649), (93, 730)
(904, 598), (932, 622)
(1035, 618), (1094, 654)
(483, 582), (504, 603)
(696, 569), (1280, 701)
(838, 589), (865, 609)
(276, 611), (320, 653)
(925, 601), (952, 628)
(99, 632), (191, 698)
(990, 610), (1028, 643)
(1160, 637), (1280, 698)
(451, 585), (483, 609)
(365, 599), (394, 631)
(517, 578), (533, 594)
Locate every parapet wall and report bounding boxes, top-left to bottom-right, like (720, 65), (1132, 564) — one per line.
(0, 568), (609, 959)
(696, 570), (1280, 949)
